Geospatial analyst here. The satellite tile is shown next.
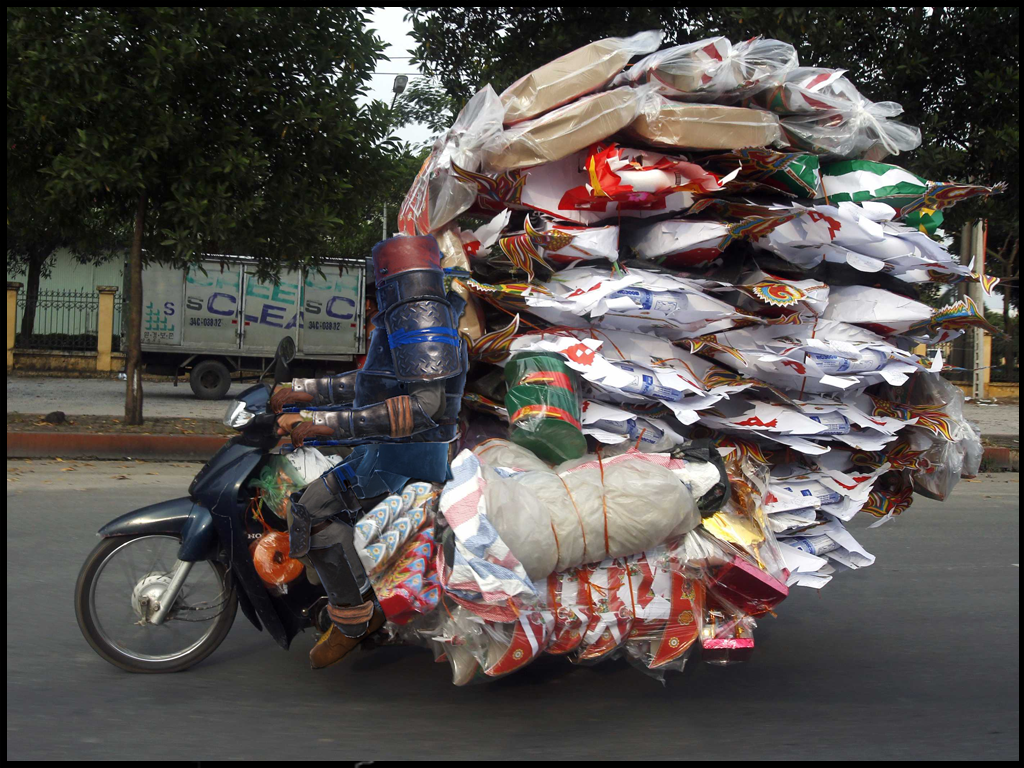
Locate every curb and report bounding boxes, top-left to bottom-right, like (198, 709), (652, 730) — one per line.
(5, 430), (1020, 468)
(980, 445), (1019, 472)
(7, 431), (230, 461)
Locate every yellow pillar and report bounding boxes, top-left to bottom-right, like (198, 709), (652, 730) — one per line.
(7, 282), (21, 372)
(96, 286), (119, 372)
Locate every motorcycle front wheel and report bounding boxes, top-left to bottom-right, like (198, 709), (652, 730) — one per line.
(75, 534), (238, 673)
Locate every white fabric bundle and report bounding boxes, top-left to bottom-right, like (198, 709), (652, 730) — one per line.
(476, 441), (699, 579)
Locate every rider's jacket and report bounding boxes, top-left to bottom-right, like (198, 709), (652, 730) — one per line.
(290, 235), (468, 444)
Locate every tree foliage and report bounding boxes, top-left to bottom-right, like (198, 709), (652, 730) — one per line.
(9, 7), (405, 421)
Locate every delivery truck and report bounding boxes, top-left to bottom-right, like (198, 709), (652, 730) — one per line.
(138, 255), (366, 399)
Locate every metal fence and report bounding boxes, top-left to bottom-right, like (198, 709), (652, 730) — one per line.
(934, 331), (1019, 384)
(113, 296), (128, 353)
(15, 289), (103, 351)
(934, 337), (971, 382)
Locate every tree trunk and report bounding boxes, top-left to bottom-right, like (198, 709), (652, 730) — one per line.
(19, 250), (44, 339)
(125, 192), (147, 425)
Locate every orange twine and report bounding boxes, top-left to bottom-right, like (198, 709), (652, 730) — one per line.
(557, 473), (588, 560)
(595, 446), (610, 557)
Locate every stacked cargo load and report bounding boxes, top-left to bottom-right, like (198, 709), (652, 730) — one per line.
(382, 30), (1001, 684)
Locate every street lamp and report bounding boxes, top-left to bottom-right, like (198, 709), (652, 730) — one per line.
(390, 74), (409, 109)
(383, 75), (410, 239)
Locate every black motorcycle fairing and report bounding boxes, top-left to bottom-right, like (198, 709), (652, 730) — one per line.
(194, 441), (299, 649)
(98, 497), (194, 539)
(237, 382), (272, 412)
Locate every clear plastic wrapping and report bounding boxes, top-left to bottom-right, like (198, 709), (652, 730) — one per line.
(617, 36), (797, 103)
(398, 85), (506, 235)
(505, 351), (587, 464)
(760, 67), (921, 159)
(626, 95), (783, 151)
(354, 482), (434, 575)
(500, 30), (663, 125)
(427, 548), (703, 684)
(482, 85), (659, 173)
(248, 447), (341, 519)
(472, 441), (700, 577)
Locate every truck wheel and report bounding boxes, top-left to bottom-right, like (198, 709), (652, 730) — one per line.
(189, 359), (232, 400)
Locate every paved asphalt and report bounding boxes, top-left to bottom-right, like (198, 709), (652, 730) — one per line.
(6, 460), (1020, 761)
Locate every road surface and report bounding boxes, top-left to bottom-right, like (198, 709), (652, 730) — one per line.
(6, 460), (1020, 760)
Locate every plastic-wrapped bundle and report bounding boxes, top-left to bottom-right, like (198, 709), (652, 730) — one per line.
(616, 36), (798, 103)
(427, 548), (703, 684)
(758, 68), (921, 160)
(555, 143), (727, 211)
(453, 144), (726, 226)
(398, 86), (506, 235)
(247, 447), (343, 519)
(465, 213), (619, 279)
(698, 397), (904, 455)
(354, 481), (433, 574)
(820, 159), (1004, 235)
(477, 444), (700, 577)
(626, 208), (811, 268)
(580, 399), (685, 452)
(746, 200), (997, 288)
(482, 86), (658, 172)
(625, 96), (783, 151)
(823, 285), (996, 341)
(438, 443), (700, 582)
(374, 529), (440, 623)
(691, 318), (928, 394)
(504, 351), (588, 464)
(522, 265), (752, 341)
(866, 373), (983, 497)
(500, 30), (663, 125)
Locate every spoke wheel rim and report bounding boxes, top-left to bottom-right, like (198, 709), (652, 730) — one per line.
(89, 535), (228, 663)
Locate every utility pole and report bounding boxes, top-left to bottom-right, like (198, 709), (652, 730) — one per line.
(382, 74), (409, 242)
(969, 220), (988, 399)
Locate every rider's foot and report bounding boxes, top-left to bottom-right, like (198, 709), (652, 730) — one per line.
(309, 603), (386, 669)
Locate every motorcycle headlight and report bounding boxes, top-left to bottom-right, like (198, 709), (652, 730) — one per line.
(223, 399), (255, 429)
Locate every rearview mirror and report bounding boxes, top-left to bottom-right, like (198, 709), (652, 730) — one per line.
(275, 336), (296, 365)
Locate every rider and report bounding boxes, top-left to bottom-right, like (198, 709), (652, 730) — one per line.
(272, 234), (467, 668)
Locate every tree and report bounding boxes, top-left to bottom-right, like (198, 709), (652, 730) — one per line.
(7, 166), (125, 338)
(8, 7), (401, 423)
(402, 7), (1019, 300)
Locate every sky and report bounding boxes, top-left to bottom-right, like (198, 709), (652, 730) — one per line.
(361, 7), (434, 146)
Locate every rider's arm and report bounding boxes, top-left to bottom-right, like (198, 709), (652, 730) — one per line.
(271, 372), (358, 412)
(289, 380), (444, 445)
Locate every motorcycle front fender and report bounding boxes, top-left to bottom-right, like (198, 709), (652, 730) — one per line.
(98, 497), (219, 562)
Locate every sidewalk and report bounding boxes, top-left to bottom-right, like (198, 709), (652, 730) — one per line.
(963, 402), (1020, 444)
(6, 375), (240, 420)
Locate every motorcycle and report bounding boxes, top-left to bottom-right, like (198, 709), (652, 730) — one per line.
(75, 337), (339, 673)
